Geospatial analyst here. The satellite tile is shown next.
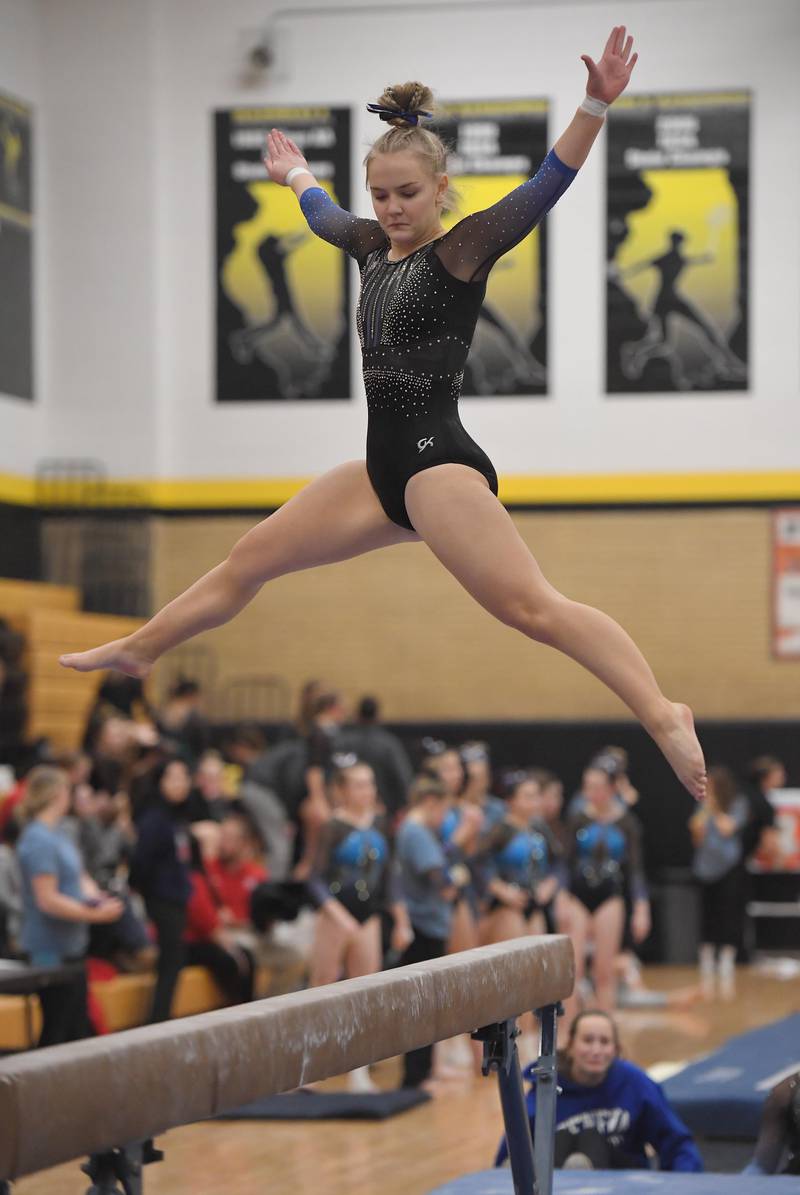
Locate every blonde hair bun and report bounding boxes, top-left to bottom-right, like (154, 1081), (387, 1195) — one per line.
(371, 82), (435, 127)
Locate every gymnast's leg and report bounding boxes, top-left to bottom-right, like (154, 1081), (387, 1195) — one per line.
(404, 464), (706, 800)
(590, 897), (626, 1012)
(59, 461), (418, 675)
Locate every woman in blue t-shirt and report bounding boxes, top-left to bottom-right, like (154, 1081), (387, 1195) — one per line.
(17, 765), (124, 1046)
(497, 1009), (702, 1171)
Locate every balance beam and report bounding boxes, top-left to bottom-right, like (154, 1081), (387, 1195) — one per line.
(0, 935), (574, 1192)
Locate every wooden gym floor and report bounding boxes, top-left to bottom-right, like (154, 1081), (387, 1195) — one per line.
(16, 966), (799, 1195)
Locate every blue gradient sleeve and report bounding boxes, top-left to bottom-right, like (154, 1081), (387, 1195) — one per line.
(436, 149), (578, 283)
(297, 187), (386, 264)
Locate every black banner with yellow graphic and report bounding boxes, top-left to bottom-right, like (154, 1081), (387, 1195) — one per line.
(0, 90), (33, 401)
(433, 100), (549, 397)
(216, 106), (351, 402)
(606, 91), (749, 394)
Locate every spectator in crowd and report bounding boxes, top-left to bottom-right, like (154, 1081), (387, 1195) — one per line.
(130, 758), (194, 1023)
(744, 754), (786, 867)
(70, 760), (134, 888)
(76, 760), (154, 973)
(157, 677), (211, 763)
(338, 695), (414, 819)
(189, 749), (233, 823)
(532, 768), (574, 935)
(419, 738), (465, 798)
(295, 677), (324, 737)
(82, 673), (153, 752)
(497, 1010), (702, 1171)
(225, 722), (269, 773)
(229, 723), (296, 881)
(184, 842), (256, 1006)
(690, 764), (750, 997)
(478, 771), (560, 944)
(394, 774), (461, 1089)
(440, 742), (505, 959)
(299, 691), (347, 876)
(0, 817), (22, 957)
(562, 762), (650, 1022)
(307, 757), (411, 1092)
(16, 766), (123, 1045)
(588, 749), (649, 1005)
(744, 1070), (800, 1176)
(460, 741), (505, 825)
(89, 714), (162, 814)
(597, 745), (640, 809)
(205, 811), (268, 931)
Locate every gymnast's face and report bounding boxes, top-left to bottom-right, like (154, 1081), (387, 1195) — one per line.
(569, 1015), (618, 1085)
(338, 764), (377, 817)
(367, 151), (448, 246)
(508, 780), (542, 824)
(540, 780), (563, 822)
(583, 768), (615, 811)
(429, 749), (465, 798)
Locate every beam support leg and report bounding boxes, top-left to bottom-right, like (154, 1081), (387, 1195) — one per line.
(473, 1019), (534, 1195)
(529, 1003), (561, 1195)
(81, 1139), (163, 1195)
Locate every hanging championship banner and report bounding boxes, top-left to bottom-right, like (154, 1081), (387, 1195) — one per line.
(0, 90), (33, 400)
(215, 105), (351, 402)
(606, 91), (749, 394)
(773, 508), (800, 660)
(434, 99), (549, 397)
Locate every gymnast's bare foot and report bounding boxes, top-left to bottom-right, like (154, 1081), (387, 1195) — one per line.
(651, 701), (706, 801)
(59, 636), (154, 678)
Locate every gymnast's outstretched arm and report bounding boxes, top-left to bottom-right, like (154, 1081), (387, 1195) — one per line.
(263, 129), (386, 264)
(435, 25), (639, 283)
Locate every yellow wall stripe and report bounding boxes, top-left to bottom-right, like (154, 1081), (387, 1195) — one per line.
(2, 469), (800, 510)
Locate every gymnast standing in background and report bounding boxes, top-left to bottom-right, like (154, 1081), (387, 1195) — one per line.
(60, 27), (706, 805)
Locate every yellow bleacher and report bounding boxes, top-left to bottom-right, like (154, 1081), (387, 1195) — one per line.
(0, 578), (142, 750)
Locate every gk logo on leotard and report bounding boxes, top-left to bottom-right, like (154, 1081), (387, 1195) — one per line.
(417, 436), (434, 453)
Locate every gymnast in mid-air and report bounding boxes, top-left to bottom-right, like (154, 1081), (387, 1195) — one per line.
(60, 27), (707, 803)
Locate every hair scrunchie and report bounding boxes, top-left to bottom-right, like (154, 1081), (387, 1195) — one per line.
(366, 102), (432, 126)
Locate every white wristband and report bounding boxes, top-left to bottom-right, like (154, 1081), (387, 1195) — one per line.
(580, 94), (608, 118)
(285, 166), (313, 186)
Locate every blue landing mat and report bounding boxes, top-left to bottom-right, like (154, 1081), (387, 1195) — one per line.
(429, 1172), (799, 1193)
(662, 1012), (800, 1139)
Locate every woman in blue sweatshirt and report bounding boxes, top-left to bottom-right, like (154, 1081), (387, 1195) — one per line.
(497, 1010), (702, 1171)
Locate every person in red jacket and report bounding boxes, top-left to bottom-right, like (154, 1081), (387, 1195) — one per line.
(184, 837), (256, 1006)
(204, 811), (267, 926)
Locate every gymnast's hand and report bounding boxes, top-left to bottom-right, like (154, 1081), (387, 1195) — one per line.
(390, 920), (414, 955)
(263, 129), (310, 185)
(581, 25), (638, 105)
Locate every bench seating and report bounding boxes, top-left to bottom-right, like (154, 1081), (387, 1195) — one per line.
(0, 957), (308, 1050)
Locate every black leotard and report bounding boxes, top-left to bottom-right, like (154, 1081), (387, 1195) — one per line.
(298, 150), (577, 529)
(566, 808), (647, 914)
(308, 814), (396, 924)
(480, 817), (560, 917)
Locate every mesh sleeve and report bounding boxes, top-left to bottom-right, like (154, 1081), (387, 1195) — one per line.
(435, 149), (578, 284)
(298, 187), (387, 265)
